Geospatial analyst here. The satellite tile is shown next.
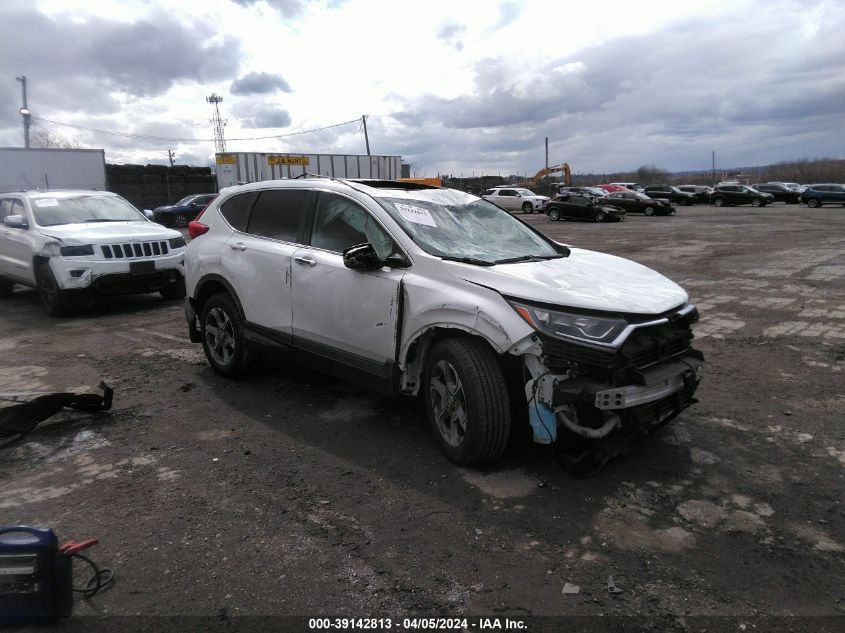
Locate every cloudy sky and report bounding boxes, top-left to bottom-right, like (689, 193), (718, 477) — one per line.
(1, 0), (843, 177)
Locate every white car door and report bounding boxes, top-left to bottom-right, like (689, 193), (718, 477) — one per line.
(0, 197), (37, 284)
(290, 191), (405, 385)
(219, 188), (312, 337)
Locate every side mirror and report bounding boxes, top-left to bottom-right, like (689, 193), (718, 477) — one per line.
(142, 209), (154, 220)
(343, 243), (383, 270)
(4, 214), (28, 230)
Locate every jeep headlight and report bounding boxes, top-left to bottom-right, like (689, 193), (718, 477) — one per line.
(168, 237), (186, 248)
(508, 300), (628, 346)
(59, 244), (95, 256)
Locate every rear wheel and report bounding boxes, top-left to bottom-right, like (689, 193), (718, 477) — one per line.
(521, 202), (533, 214)
(643, 206), (655, 216)
(36, 263), (74, 317)
(424, 338), (510, 465)
(548, 208), (561, 221)
(806, 198), (821, 208)
(751, 199), (761, 207)
(200, 293), (251, 377)
(594, 211), (606, 223)
(714, 198), (724, 207)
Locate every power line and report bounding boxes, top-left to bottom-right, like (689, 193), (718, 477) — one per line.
(28, 115), (362, 143)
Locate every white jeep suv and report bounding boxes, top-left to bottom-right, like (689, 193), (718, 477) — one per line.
(184, 179), (703, 471)
(0, 190), (187, 316)
(481, 187), (549, 213)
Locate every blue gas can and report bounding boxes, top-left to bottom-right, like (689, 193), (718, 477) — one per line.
(0, 526), (72, 622)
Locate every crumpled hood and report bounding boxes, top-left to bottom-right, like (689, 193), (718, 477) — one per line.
(40, 221), (181, 243)
(443, 247), (688, 315)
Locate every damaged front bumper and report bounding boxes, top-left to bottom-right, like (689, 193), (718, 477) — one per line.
(519, 309), (704, 473)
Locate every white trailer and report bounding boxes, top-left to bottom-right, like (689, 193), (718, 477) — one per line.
(215, 152), (402, 189)
(0, 147), (107, 192)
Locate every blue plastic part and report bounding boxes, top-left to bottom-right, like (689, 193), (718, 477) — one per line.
(528, 401), (557, 444)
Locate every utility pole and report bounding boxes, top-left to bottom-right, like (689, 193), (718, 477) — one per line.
(206, 93), (227, 153)
(545, 137), (549, 171)
(165, 150), (175, 203)
(168, 150), (175, 167)
(15, 75), (31, 148)
(362, 114), (371, 156)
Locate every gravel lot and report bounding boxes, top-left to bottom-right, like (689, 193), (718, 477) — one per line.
(1, 203), (843, 628)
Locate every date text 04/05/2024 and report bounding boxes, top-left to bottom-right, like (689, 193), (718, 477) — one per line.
(308, 617), (527, 630)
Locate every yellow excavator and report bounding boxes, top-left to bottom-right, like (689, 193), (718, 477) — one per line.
(514, 163), (571, 191)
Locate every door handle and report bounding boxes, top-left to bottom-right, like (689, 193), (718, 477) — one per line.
(229, 242), (247, 251)
(294, 256), (316, 266)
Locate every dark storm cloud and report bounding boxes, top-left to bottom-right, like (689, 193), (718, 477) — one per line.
(231, 72), (292, 95)
(1, 7), (242, 108)
(437, 23), (466, 51)
(239, 105), (292, 129)
(230, 0), (305, 16)
(390, 3), (845, 173)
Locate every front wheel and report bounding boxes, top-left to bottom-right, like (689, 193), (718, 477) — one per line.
(424, 338), (510, 465)
(806, 198), (821, 208)
(173, 213), (189, 227)
(521, 202), (533, 214)
(751, 199), (761, 207)
(548, 208), (561, 221)
(160, 277), (186, 300)
(36, 263), (74, 317)
(643, 206), (655, 216)
(200, 293), (251, 377)
(668, 209), (677, 216)
(714, 198), (724, 207)
(594, 211), (606, 223)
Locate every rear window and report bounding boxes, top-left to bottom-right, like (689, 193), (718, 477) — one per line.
(219, 192), (256, 232)
(247, 189), (308, 242)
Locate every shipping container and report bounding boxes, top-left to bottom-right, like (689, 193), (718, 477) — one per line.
(214, 152), (402, 189)
(0, 147), (107, 192)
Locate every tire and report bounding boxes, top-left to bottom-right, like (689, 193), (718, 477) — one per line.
(714, 198), (724, 207)
(521, 202), (533, 214)
(668, 209), (677, 216)
(36, 263), (74, 317)
(807, 198), (821, 208)
(424, 338), (510, 465)
(594, 211), (606, 223)
(173, 213), (189, 228)
(0, 279), (14, 298)
(548, 208), (560, 221)
(200, 293), (251, 377)
(751, 199), (761, 207)
(160, 277), (186, 300)
(643, 206), (655, 216)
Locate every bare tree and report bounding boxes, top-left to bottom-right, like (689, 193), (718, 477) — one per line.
(33, 129), (81, 149)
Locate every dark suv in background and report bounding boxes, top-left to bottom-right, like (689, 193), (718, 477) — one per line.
(643, 185), (695, 206)
(676, 185), (713, 203)
(153, 193), (218, 227)
(752, 184), (801, 204)
(711, 185), (774, 207)
(801, 184), (845, 207)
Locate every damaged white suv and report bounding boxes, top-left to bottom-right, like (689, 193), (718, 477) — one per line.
(184, 179), (703, 471)
(0, 190), (187, 316)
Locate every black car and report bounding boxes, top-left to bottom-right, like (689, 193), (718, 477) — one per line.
(153, 193), (218, 227)
(546, 194), (626, 222)
(800, 184), (845, 207)
(711, 185), (774, 207)
(676, 185), (713, 203)
(643, 185), (696, 206)
(555, 186), (608, 199)
(603, 191), (676, 216)
(752, 184), (801, 204)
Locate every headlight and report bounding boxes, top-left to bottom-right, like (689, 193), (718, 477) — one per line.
(59, 245), (95, 256)
(168, 237), (186, 248)
(508, 300), (628, 346)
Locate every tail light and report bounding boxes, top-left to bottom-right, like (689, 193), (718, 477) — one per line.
(187, 196), (216, 239)
(188, 221), (209, 239)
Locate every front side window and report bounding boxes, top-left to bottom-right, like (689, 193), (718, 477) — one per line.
(30, 194), (144, 226)
(310, 192), (394, 259)
(246, 189), (308, 242)
(376, 189), (561, 265)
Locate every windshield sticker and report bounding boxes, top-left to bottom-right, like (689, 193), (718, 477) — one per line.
(34, 198), (60, 207)
(395, 203), (437, 227)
